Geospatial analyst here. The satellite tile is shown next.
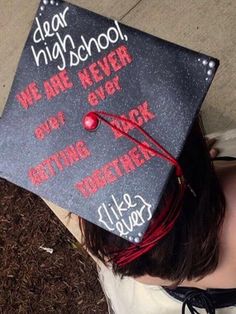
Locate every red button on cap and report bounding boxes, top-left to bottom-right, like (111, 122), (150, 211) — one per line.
(83, 112), (100, 131)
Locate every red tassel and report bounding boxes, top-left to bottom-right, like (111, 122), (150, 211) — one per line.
(83, 111), (186, 266)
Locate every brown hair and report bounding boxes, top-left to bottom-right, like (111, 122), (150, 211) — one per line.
(79, 118), (225, 285)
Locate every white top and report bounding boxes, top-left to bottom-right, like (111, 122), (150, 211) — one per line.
(97, 262), (236, 314)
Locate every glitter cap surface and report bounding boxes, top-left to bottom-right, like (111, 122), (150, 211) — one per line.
(0, 0), (219, 242)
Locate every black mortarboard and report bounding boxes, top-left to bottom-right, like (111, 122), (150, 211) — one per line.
(0, 0), (219, 244)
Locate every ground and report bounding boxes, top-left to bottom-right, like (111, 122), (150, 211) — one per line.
(0, 178), (108, 313)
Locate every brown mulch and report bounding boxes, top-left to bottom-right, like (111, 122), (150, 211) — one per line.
(0, 178), (108, 314)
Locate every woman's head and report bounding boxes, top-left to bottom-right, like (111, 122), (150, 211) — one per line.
(79, 117), (225, 285)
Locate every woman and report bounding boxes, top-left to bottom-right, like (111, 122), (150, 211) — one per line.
(79, 118), (236, 314)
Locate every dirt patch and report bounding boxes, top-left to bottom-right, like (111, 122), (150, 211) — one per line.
(0, 178), (108, 313)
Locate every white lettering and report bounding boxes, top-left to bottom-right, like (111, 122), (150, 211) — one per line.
(31, 6), (128, 71)
(97, 193), (152, 238)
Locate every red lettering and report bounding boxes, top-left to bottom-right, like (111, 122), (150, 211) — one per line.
(139, 141), (156, 160)
(31, 82), (42, 101)
(138, 101), (155, 122)
(41, 122), (51, 134)
(92, 169), (107, 188)
(77, 45), (132, 89)
(78, 68), (93, 89)
(102, 164), (117, 183)
(75, 141), (91, 159)
(128, 147), (145, 167)
(44, 80), (56, 100)
(34, 127), (45, 140)
(89, 63), (104, 82)
(42, 158), (56, 176)
(49, 117), (60, 129)
(34, 111), (66, 141)
(95, 86), (106, 100)
(51, 154), (64, 171)
(75, 181), (90, 198)
(110, 159), (123, 177)
(97, 57), (111, 76)
(74, 143), (153, 198)
(16, 82), (42, 109)
(28, 168), (42, 185)
(119, 154), (135, 173)
(16, 88), (33, 109)
(64, 145), (79, 164)
(129, 109), (143, 126)
(116, 45), (132, 66)
(87, 76), (122, 106)
(120, 114), (134, 133)
(109, 101), (155, 139)
(58, 69), (73, 89)
(85, 177), (98, 194)
(35, 164), (49, 181)
(58, 151), (70, 166)
(28, 140), (91, 186)
(57, 111), (65, 124)
(88, 92), (99, 106)
(44, 70), (73, 100)
(107, 51), (122, 72)
(105, 81), (116, 95)
(110, 120), (123, 138)
(50, 74), (66, 94)
(112, 75), (121, 91)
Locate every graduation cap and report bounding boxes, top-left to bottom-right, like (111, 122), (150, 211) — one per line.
(0, 0), (219, 253)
